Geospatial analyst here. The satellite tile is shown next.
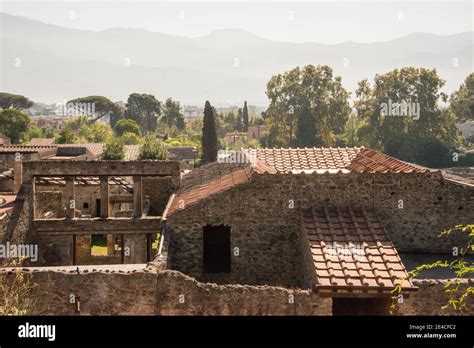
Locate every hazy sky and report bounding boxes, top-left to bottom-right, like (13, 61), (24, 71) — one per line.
(1, 0), (472, 44)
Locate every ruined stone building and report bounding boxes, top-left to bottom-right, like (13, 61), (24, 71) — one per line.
(0, 146), (472, 315)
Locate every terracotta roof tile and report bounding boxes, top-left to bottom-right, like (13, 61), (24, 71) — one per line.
(244, 147), (430, 174)
(302, 205), (415, 293)
(166, 165), (255, 217)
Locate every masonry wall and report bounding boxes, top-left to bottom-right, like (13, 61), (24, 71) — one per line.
(0, 267), (470, 315)
(167, 179), (305, 287)
(0, 268), (330, 315)
(35, 184), (127, 218)
(167, 171), (472, 288)
(399, 279), (474, 315)
(143, 177), (174, 216)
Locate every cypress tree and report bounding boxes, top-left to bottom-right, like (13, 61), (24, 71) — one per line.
(236, 108), (243, 132)
(242, 101), (249, 131)
(201, 100), (218, 163)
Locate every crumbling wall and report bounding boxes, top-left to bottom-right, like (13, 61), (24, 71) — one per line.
(398, 279), (474, 316)
(0, 267), (470, 316)
(0, 268), (330, 315)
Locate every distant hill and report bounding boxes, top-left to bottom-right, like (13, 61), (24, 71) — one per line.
(1, 12), (472, 105)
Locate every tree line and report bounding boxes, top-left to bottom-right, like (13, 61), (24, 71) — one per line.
(0, 67), (472, 167)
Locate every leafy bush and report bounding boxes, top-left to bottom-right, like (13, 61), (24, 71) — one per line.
(139, 134), (168, 160)
(103, 138), (125, 160)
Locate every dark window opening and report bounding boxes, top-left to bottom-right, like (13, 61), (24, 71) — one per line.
(203, 224), (231, 273)
(83, 202), (89, 209)
(96, 199), (101, 217)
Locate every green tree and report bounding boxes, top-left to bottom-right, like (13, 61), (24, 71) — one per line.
(0, 93), (33, 110)
(109, 103), (125, 129)
(139, 134), (168, 160)
(0, 109), (30, 143)
(103, 138), (125, 160)
(266, 65), (351, 146)
(236, 108), (243, 132)
(115, 119), (141, 136)
(60, 116), (113, 143)
(55, 129), (76, 144)
(120, 132), (142, 145)
(162, 98), (185, 131)
(201, 101), (218, 163)
(450, 73), (474, 122)
(124, 93), (161, 134)
(67, 96), (118, 123)
(20, 126), (47, 143)
(242, 101), (249, 131)
(355, 67), (459, 165)
(295, 104), (316, 147)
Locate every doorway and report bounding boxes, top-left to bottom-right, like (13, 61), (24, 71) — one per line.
(203, 224), (231, 273)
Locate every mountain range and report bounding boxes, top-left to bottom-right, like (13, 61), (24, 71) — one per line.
(1, 12), (472, 106)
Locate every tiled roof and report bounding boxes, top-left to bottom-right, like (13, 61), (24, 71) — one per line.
(124, 145), (142, 161)
(165, 160), (275, 217)
(302, 205), (415, 294)
(28, 138), (56, 146)
(166, 166), (254, 217)
(244, 147), (430, 174)
(57, 143), (104, 157)
(0, 145), (56, 154)
(168, 146), (197, 161)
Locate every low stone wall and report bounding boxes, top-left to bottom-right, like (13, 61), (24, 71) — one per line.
(398, 279), (474, 316)
(0, 266), (471, 316)
(0, 267), (330, 315)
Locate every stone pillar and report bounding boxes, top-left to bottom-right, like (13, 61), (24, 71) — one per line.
(65, 176), (75, 219)
(107, 234), (115, 256)
(100, 176), (110, 218)
(13, 156), (23, 193)
(133, 176), (142, 218)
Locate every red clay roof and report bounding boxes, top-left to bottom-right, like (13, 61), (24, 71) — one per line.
(0, 145), (56, 154)
(302, 205), (414, 294)
(166, 166), (254, 217)
(245, 147), (430, 174)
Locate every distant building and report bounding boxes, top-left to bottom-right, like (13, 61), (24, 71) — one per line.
(456, 120), (474, 141)
(247, 125), (267, 141)
(224, 132), (247, 144)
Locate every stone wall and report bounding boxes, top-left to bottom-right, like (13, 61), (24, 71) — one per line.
(166, 171), (472, 287)
(35, 184), (127, 219)
(167, 179), (305, 287)
(0, 267), (470, 315)
(0, 267), (331, 315)
(398, 279), (474, 316)
(143, 177), (174, 216)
